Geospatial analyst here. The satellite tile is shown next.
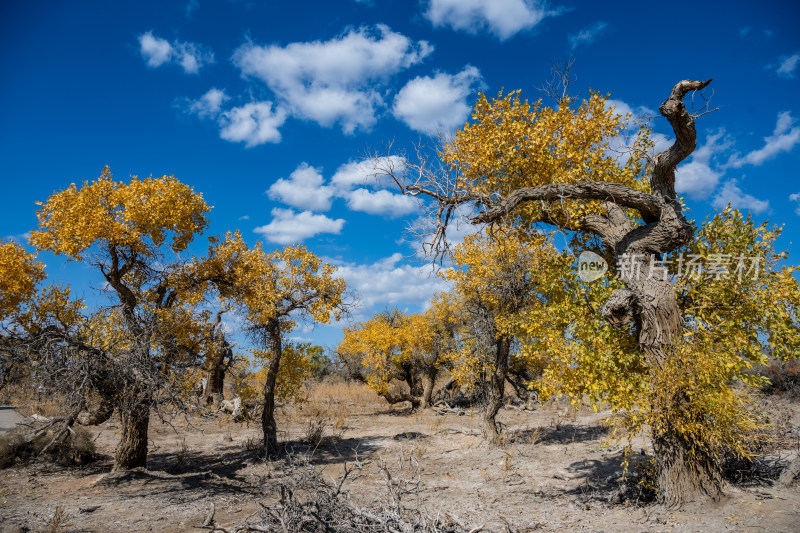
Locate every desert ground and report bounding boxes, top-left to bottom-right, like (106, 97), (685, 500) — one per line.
(1, 383), (798, 533)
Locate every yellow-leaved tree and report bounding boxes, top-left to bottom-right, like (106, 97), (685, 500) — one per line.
(385, 78), (800, 504)
(182, 231), (347, 457)
(338, 293), (460, 409)
(444, 230), (573, 439)
(29, 166), (212, 469)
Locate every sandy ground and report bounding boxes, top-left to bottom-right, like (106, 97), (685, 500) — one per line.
(1, 389), (798, 533)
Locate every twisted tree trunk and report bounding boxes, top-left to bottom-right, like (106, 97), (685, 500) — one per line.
(114, 399), (149, 470)
(202, 312), (232, 407)
(471, 79), (720, 504)
(482, 335), (510, 441)
(421, 365), (439, 409)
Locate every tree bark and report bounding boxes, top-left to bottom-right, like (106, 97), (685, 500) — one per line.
(261, 320), (282, 458)
(202, 364), (226, 406)
(608, 258), (725, 506)
(466, 79), (720, 504)
(113, 401), (149, 470)
(482, 335), (510, 441)
(653, 422), (724, 506)
(77, 396), (115, 426)
(202, 312), (232, 407)
(421, 365), (439, 409)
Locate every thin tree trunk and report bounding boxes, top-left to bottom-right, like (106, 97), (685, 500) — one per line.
(113, 401), (149, 470)
(261, 321), (282, 458)
(421, 365), (439, 409)
(482, 335), (510, 441)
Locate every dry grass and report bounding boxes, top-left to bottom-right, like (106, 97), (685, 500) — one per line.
(0, 382), (63, 417)
(304, 380), (384, 415)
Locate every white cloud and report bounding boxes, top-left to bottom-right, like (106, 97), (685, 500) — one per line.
(267, 163), (335, 211)
(605, 99), (655, 121)
(254, 208), (345, 244)
(332, 253), (449, 311)
(675, 130), (731, 200)
(345, 188), (418, 218)
(423, 0), (557, 40)
(790, 193), (800, 215)
(330, 157), (404, 192)
(218, 101), (287, 147)
(233, 25), (432, 133)
(138, 31), (213, 74)
(728, 111), (800, 167)
(712, 180), (769, 214)
(139, 32), (173, 67)
(775, 52), (800, 78)
(568, 21), (608, 49)
(265, 157), (413, 218)
(392, 66), (482, 133)
(188, 88), (228, 118)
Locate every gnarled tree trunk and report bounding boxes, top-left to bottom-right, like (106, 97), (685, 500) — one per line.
(261, 320), (282, 458)
(482, 335), (510, 441)
(605, 257), (724, 505)
(114, 400), (150, 470)
(421, 365), (439, 409)
(467, 78), (720, 504)
(202, 363), (226, 406)
(201, 312), (233, 407)
(77, 396), (115, 426)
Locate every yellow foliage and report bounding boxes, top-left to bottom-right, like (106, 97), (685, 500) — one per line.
(181, 231), (346, 330)
(30, 166), (210, 259)
(445, 90), (651, 229)
(443, 230), (578, 387)
(338, 295), (459, 396)
(0, 240), (46, 322)
(251, 342), (314, 402)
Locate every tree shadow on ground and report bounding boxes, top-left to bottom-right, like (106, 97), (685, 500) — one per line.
(278, 434), (397, 466)
(511, 423), (609, 445)
(548, 451), (656, 505)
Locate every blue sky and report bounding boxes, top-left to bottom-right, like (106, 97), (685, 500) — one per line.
(1, 0), (799, 350)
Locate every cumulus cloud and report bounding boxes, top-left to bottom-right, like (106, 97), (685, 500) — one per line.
(188, 88), (228, 118)
(423, 0), (558, 40)
(568, 21), (608, 49)
(344, 188), (418, 218)
(218, 101), (287, 147)
(712, 180), (769, 214)
(330, 157), (404, 192)
(775, 52), (799, 78)
(233, 25), (432, 133)
(254, 208), (345, 244)
(728, 111), (800, 167)
(392, 66), (482, 133)
(265, 157), (414, 218)
(138, 31), (214, 74)
(605, 99), (655, 121)
(790, 193), (800, 215)
(675, 130), (731, 199)
(267, 163), (335, 211)
(332, 253), (448, 311)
